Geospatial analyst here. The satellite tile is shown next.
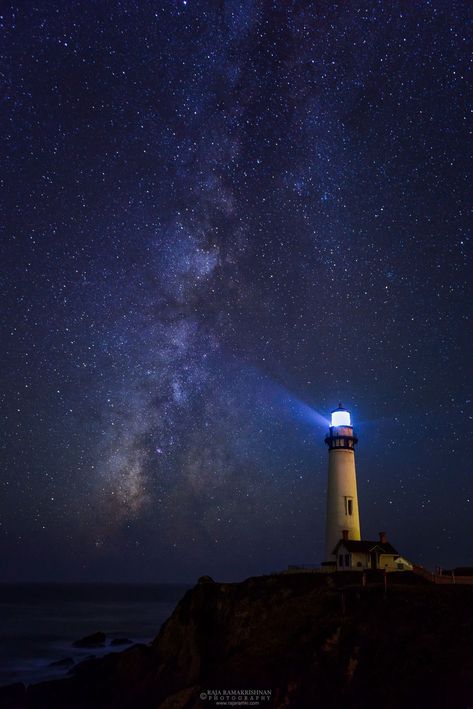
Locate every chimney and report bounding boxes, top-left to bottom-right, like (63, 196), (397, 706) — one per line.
(342, 529), (349, 541)
(379, 531), (387, 544)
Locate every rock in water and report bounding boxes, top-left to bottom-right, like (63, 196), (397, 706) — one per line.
(72, 632), (106, 648)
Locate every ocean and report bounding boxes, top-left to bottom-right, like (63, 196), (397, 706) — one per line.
(0, 583), (190, 687)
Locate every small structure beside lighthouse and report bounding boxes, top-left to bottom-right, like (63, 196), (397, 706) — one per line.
(324, 404), (361, 564)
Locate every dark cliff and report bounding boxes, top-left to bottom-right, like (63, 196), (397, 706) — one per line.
(3, 571), (473, 709)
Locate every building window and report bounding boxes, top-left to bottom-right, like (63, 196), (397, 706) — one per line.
(338, 554), (343, 567)
(345, 554), (350, 567)
(344, 497), (353, 516)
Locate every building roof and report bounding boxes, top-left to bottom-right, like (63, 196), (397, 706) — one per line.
(333, 539), (399, 555)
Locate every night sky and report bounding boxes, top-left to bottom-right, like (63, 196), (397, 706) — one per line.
(2, 1), (471, 583)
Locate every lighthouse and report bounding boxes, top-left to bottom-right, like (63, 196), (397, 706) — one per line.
(324, 404), (361, 563)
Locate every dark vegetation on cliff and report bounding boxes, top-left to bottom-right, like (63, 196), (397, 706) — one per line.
(2, 571), (473, 709)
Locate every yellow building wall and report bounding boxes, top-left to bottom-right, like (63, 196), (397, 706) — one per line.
(350, 552), (370, 569)
(379, 554), (413, 572)
(336, 550), (413, 572)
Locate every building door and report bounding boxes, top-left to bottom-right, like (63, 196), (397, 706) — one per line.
(371, 551), (377, 569)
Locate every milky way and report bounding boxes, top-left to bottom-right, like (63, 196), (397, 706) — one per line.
(1, 1), (471, 581)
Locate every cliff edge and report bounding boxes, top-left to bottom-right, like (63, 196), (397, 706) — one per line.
(3, 571), (473, 709)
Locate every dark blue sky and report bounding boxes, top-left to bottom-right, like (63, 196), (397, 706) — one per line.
(1, 1), (471, 582)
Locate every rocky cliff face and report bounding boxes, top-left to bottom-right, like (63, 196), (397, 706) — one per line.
(3, 571), (473, 708)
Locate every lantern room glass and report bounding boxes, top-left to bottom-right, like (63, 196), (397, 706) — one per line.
(331, 409), (351, 427)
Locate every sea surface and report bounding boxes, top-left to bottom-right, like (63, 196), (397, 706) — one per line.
(0, 583), (190, 687)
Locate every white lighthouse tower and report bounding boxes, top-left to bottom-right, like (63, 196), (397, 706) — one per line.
(324, 404), (361, 563)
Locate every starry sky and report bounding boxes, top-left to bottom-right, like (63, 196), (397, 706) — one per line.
(1, 1), (471, 582)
